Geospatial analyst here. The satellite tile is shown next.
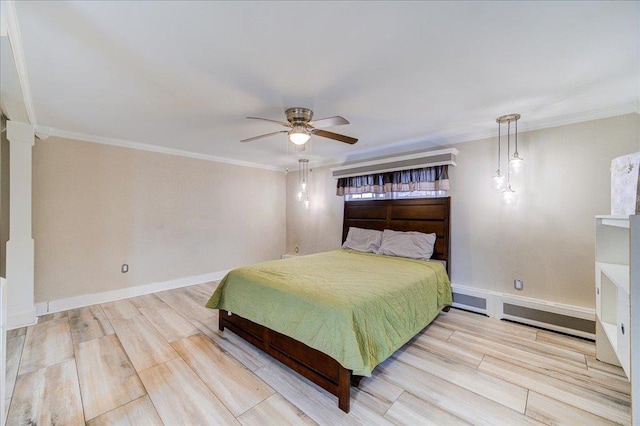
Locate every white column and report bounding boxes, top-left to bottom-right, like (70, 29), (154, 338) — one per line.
(5, 121), (35, 328)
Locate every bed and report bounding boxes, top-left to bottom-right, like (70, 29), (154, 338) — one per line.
(206, 197), (452, 412)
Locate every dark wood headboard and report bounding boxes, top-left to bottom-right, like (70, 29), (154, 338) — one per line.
(342, 197), (451, 276)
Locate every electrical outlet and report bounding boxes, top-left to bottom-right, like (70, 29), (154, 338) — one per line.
(121, 264), (129, 273)
(514, 279), (523, 290)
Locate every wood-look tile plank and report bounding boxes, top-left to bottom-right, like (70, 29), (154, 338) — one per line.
(86, 395), (163, 426)
(111, 316), (179, 372)
(255, 360), (393, 426)
(140, 306), (199, 343)
(68, 304), (114, 345)
(411, 330), (484, 368)
(181, 285), (213, 302)
(420, 322), (455, 341)
(172, 333), (274, 416)
(18, 317), (73, 375)
(37, 311), (68, 323)
(6, 326), (26, 339)
(356, 375), (404, 413)
(385, 391), (472, 426)
(441, 309), (538, 340)
(156, 288), (216, 324)
(449, 331), (631, 396)
(75, 334), (147, 420)
(478, 356), (630, 424)
(535, 330), (596, 357)
(128, 293), (170, 311)
(393, 344), (528, 412)
(586, 355), (628, 379)
(5, 335), (25, 420)
(7, 358), (84, 425)
(525, 391), (618, 425)
(195, 281), (218, 294)
(377, 357), (541, 425)
(238, 394), (317, 426)
(139, 357), (239, 425)
(194, 317), (274, 371)
(437, 313), (587, 367)
(101, 299), (142, 321)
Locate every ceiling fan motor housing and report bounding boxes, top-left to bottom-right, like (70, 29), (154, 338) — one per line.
(286, 107), (313, 124)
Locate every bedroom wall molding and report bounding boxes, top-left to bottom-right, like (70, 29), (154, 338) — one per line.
(321, 104), (639, 171)
(32, 269), (230, 319)
(451, 283), (596, 339)
(45, 127), (284, 172)
(330, 148), (459, 179)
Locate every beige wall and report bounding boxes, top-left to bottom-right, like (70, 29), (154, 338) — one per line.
(286, 166), (344, 255)
(286, 113), (640, 308)
(33, 137), (286, 303)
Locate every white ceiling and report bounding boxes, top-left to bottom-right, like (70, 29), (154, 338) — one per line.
(3, 1), (639, 169)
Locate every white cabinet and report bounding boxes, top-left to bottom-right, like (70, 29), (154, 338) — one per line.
(595, 215), (632, 377)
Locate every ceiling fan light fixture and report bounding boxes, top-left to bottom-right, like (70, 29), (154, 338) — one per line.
(288, 126), (311, 145)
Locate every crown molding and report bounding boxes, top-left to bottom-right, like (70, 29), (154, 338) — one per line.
(36, 101), (639, 173)
(3, 0), (37, 126)
(313, 102), (640, 169)
(519, 102), (639, 135)
(46, 127), (284, 172)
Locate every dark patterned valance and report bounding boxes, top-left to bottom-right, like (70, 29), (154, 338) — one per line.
(336, 165), (449, 196)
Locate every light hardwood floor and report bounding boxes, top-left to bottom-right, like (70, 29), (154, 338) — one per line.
(4, 282), (631, 425)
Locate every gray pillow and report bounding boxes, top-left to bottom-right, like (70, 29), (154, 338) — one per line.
(376, 229), (436, 260)
(342, 227), (383, 253)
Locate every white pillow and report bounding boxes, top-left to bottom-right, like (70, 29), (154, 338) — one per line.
(342, 227), (383, 253)
(376, 229), (436, 260)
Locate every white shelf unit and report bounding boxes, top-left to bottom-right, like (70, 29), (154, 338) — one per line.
(595, 215), (631, 378)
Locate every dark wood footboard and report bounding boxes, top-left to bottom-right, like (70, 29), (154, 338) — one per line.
(218, 310), (356, 412)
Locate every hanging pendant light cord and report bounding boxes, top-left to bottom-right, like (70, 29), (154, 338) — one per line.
(506, 120), (511, 184)
(514, 118), (519, 156)
(497, 122), (501, 172)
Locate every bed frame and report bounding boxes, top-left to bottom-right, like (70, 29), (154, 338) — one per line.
(218, 197), (451, 413)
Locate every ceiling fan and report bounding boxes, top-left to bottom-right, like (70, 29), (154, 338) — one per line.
(241, 107), (358, 145)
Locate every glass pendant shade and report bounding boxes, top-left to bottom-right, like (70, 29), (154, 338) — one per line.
(304, 198), (310, 209)
(501, 185), (518, 206)
(288, 125), (311, 145)
(297, 191), (303, 201)
(509, 154), (524, 174)
(490, 171), (507, 191)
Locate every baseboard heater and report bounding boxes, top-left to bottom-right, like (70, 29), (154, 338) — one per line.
(451, 285), (595, 340)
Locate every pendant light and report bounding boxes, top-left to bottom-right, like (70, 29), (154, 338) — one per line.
(493, 114), (522, 206)
(298, 159), (310, 208)
(508, 116), (524, 174)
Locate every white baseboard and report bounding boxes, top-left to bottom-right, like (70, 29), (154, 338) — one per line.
(34, 270), (230, 317)
(7, 305), (37, 329)
(451, 283), (596, 339)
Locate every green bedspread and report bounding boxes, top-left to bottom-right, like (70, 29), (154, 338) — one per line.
(206, 249), (452, 376)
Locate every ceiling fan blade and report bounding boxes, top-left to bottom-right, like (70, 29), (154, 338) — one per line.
(312, 129), (358, 145)
(246, 117), (291, 128)
(241, 130), (288, 142)
(308, 116), (349, 129)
